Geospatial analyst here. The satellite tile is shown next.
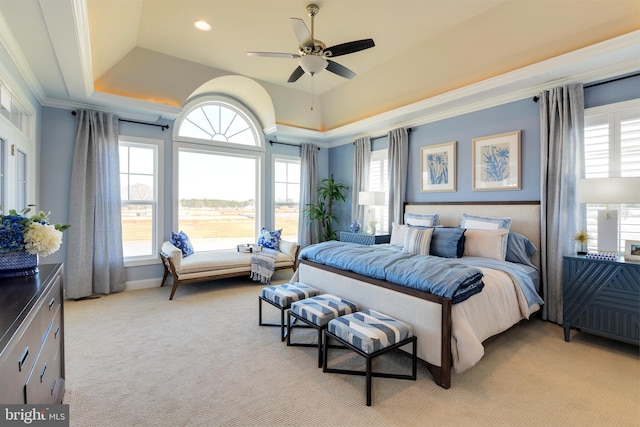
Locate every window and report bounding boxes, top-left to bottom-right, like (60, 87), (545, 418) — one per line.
(15, 149), (26, 210)
(174, 97), (265, 250)
(369, 149), (389, 234)
(0, 81), (29, 135)
(0, 139), (4, 210)
(178, 100), (260, 147)
(274, 157), (300, 242)
(584, 100), (640, 252)
(177, 149), (260, 250)
(119, 137), (162, 263)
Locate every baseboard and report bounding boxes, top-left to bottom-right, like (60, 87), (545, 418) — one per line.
(125, 278), (164, 291)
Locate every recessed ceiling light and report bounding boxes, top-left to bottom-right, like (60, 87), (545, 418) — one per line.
(194, 20), (211, 31)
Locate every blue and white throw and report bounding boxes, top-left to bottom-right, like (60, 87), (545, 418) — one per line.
(251, 248), (278, 284)
(299, 241), (484, 303)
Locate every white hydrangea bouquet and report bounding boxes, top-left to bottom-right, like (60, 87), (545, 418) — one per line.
(0, 206), (70, 256)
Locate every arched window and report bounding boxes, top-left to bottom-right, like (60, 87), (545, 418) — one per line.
(174, 96), (265, 251)
(177, 97), (263, 148)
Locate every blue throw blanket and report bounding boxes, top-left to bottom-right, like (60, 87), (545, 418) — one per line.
(299, 241), (484, 303)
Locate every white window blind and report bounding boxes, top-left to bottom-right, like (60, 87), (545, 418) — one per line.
(584, 100), (640, 252)
(369, 149), (389, 233)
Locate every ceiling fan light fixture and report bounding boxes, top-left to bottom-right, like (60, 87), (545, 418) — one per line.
(299, 55), (327, 75)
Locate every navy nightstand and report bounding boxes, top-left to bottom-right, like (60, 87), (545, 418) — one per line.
(563, 255), (640, 345)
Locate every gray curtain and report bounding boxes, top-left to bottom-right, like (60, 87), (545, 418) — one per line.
(351, 137), (371, 225)
(66, 110), (126, 299)
(298, 143), (319, 247)
(387, 128), (409, 226)
(539, 84), (585, 324)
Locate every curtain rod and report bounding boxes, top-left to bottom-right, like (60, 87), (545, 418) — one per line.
(269, 140), (320, 150)
(353, 128), (412, 144)
(531, 72), (640, 103)
(71, 110), (170, 131)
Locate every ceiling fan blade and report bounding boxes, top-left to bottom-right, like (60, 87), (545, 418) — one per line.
(326, 60), (356, 79)
(290, 18), (314, 50)
(246, 52), (300, 59)
(324, 39), (375, 57)
(287, 66), (305, 83)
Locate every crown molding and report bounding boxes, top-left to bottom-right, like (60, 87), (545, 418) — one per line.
(50, 29), (640, 144)
(322, 30), (640, 147)
(0, 6), (45, 106)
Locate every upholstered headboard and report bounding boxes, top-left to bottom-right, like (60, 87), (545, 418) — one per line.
(404, 201), (541, 269)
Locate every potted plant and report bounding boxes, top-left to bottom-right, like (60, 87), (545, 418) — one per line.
(304, 175), (349, 242)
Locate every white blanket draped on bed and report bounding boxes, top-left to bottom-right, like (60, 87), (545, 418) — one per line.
(451, 267), (538, 373)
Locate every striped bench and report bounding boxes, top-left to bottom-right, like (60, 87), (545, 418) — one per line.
(323, 309), (417, 406)
(287, 294), (359, 368)
(259, 282), (319, 341)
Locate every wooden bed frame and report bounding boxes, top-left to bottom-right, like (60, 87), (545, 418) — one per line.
(296, 201), (541, 389)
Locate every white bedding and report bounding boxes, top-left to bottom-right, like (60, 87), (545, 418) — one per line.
(451, 266), (539, 373)
(295, 260), (539, 374)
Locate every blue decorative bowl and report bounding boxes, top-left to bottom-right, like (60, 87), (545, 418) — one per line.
(0, 251), (39, 278)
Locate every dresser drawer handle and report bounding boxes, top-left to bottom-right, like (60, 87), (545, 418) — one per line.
(50, 378), (57, 396)
(18, 347), (29, 372)
(40, 363), (47, 383)
(48, 297), (56, 310)
(54, 326), (60, 339)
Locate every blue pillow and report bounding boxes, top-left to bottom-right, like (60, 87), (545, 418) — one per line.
(506, 232), (537, 268)
(257, 228), (282, 250)
(170, 230), (194, 257)
(430, 227), (466, 258)
(405, 212), (439, 227)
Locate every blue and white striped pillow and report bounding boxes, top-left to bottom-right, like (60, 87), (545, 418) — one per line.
(402, 227), (434, 255)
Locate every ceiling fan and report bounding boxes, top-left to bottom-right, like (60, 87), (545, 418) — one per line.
(247, 4), (375, 83)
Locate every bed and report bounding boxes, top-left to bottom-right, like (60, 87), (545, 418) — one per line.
(294, 202), (543, 389)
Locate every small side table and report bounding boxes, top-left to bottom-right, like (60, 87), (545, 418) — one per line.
(563, 255), (640, 345)
(339, 232), (390, 245)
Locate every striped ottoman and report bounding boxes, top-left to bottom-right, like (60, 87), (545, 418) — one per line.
(259, 282), (319, 341)
(287, 294), (359, 368)
(323, 309), (417, 406)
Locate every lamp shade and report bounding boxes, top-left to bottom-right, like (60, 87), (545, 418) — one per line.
(358, 191), (386, 206)
(299, 55), (328, 75)
(579, 177), (640, 204)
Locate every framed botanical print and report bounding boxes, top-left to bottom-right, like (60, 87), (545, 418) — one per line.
(420, 141), (456, 192)
(472, 130), (521, 191)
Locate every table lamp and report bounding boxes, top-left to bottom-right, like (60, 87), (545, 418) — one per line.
(579, 177), (640, 252)
(358, 191), (386, 234)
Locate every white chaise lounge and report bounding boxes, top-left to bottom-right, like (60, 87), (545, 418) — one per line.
(159, 240), (300, 300)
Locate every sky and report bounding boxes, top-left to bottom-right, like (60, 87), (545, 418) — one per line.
(179, 150), (257, 201)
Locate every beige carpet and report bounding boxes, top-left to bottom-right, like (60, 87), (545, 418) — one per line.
(63, 272), (640, 427)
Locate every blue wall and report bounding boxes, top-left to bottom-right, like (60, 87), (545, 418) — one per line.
(38, 108), (329, 283)
(38, 73), (639, 283)
(327, 73), (640, 230)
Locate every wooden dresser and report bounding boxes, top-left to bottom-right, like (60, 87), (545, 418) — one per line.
(0, 263), (65, 404)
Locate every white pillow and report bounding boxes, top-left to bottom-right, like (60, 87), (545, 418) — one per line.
(402, 227), (434, 255)
(463, 229), (509, 261)
(390, 222), (409, 246)
(405, 212), (439, 227)
(460, 213), (511, 230)
(161, 241), (183, 269)
(278, 240), (298, 260)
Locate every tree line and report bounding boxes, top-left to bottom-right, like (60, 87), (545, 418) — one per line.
(179, 198), (255, 209)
